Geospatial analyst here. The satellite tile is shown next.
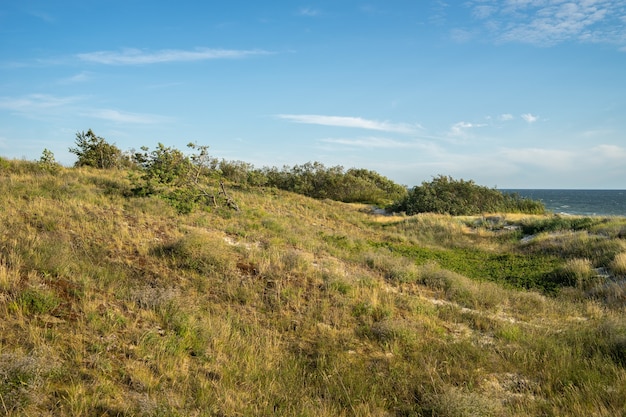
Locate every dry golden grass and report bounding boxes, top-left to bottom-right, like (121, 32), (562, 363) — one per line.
(611, 252), (626, 275)
(1, 159), (625, 416)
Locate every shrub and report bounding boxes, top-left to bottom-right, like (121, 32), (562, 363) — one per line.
(520, 216), (602, 235)
(130, 143), (232, 213)
(69, 129), (124, 168)
(38, 148), (61, 173)
(392, 175), (544, 216)
(257, 162), (406, 206)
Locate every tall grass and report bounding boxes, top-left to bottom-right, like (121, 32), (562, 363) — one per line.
(1, 158), (625, 416)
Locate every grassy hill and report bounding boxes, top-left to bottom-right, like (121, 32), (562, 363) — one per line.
(1, 159), (625, 416)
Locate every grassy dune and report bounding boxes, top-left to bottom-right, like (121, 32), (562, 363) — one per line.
(1, 160), (626, 416)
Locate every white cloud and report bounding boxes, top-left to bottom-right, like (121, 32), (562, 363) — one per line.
(450, 28), (474, 42)
(276, 114), (421, 134)
(77, 47), (270, 65)
(472, 5), (496, 19)
(521, 113), (538, 123)
(58, 72), (91, 84)
(448, 121), (486, 137)
(498, 147), (575, 169)
(465, 0), (626, 48)
(499, 113), (514, 121)
(320, 137), (432, 149)
(0, 94), (80, 111)
(590, 144), (626, 159)
(85, 109), (172, 124)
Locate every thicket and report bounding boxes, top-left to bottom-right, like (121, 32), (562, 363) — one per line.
(392, 175), (546, 215)
(256, 162), (407, 206)
(67, 130), (408, 209)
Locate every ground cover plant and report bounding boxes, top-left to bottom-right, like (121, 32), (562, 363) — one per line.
(1, 154), (625, 416)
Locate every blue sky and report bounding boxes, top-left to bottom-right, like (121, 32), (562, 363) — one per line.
(1, 1), (625, 188)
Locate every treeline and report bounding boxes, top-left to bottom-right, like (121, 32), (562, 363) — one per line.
(35, 130), (544, 215)
(255, 162), (407, 205)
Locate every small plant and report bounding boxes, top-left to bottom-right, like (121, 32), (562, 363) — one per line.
(38, 148), (61, 173)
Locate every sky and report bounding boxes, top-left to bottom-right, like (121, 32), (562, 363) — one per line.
(1, 1), (625, 189)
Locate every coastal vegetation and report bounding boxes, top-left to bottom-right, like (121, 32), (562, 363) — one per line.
(0, 137), (625, 416)
(391, 175), (546, 216)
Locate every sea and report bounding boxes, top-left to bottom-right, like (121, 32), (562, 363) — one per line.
(502, 189), (626, 217)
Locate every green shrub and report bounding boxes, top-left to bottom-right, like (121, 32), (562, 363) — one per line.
(130, 143), (228, 213)
(69, 130), (125, 168)
(16, 288), (61, 314)
(520, 216), (602, 235)
(38, 149), (61, 173)
(392, 175), (544, 215)
(258, 162), (407, 206)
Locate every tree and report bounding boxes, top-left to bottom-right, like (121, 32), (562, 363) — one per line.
(69, 130), (123, 169)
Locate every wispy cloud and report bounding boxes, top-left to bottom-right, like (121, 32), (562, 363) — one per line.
(276, 114), (421, 134)
(28, 9), (55, 23)
(84, 109), (172, 124)
(77, 47), (270, 65)
(0, 94), (171, 125)
(448, 121), (486, 137)
(58, 72), (91, 84)
(0, 94), (81, 112)
(320, 137), (429, 149)
(298, 7), (320, 17)
(465, 0), (626, 47)
(499, 147), (575, 169)
(590, 144), (626, 160)
(499, 113), (514, 121)
(521, 113), (538, 123)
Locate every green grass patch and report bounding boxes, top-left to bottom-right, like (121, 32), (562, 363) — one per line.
(373, 241), (563, 292)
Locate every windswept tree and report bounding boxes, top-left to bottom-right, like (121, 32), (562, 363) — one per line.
(69, 129), (124, 169)
(130, 142), (235, 213)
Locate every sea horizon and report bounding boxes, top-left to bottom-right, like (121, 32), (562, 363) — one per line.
(502, 189), (626, 217)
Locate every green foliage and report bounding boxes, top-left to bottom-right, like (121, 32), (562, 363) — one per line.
(392, 175), (545, 215)
(38, 149), (61, 173)
(257, 162), (407, 206)
(16, 288), (61, 314)
(130, 142), (229, 213)
(520, 216), (603, 235)
(69, 129), (124, 169)
(373, 241), (563, 292)
(132, 143), (193, 194)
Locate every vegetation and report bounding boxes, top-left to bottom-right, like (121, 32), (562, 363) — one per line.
(257, 162), (408, 206)
(69, 129), (126, 169)
(1, 154), (625, 416)
(392, 175), (546, 215)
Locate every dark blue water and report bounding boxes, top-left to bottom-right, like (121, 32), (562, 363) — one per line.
(502, 190), (626, 217)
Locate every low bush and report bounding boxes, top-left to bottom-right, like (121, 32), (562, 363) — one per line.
(392, 175), (545, 216)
